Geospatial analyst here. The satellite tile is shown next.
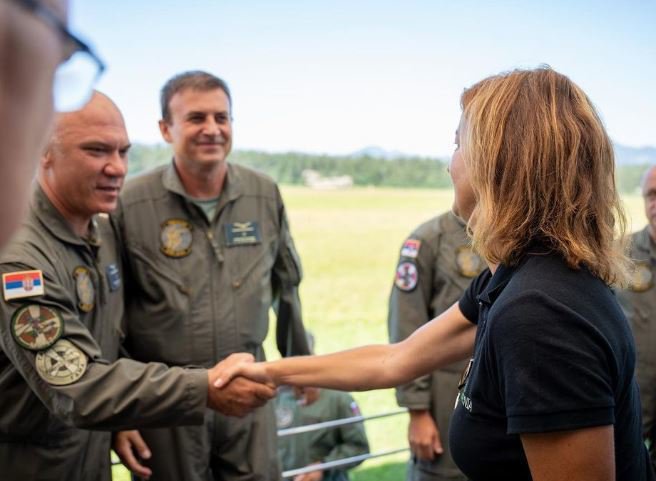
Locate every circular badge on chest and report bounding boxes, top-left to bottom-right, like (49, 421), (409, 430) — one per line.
(629, 261), (653, 292)
(35, 339), (88, 386)
(10, 304), (63, 351)
(456, 246), (484, 278)
(160, 219), (193, 258)
(73, 266), (95, 312)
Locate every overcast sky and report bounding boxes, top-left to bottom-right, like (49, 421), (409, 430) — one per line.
(72, 0), (656, 158)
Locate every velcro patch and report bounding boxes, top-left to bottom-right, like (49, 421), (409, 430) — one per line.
(629, 262), (653, 292)
(3, 270), (45, 301)
(224, 222), (261, 246)
(35, 339), (88, 386)
(395, 261), (418, 292)
(400, 239), (421, 258)
(11, 304), (63, 351)
(160, 219), (193, 258)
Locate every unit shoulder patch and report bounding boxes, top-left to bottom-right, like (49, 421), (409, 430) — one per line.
(11, 304), (63, 351)
(275, 404), (294, 429)
(35, 339), (88, 386)
(400, 239), (421, 258)
(73, 266), (95, 312)
(3, 270), (45, 301)
(160, 219), (193, 258)
(395, 261), (418, 292)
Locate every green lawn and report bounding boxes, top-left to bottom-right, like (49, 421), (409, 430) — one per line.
(113, 186), (647, 481)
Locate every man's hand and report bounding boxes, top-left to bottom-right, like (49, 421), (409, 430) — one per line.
(294, 463), (324, 481)
(113, 430), (153, 479)
(207, 357), (276, 417)
(408, 409), (443, 461)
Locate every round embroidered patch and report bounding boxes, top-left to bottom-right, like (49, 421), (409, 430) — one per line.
(275, 404), (294, 429)
(35, 339), (88, 386)
(629, 262), (653, 292)
(73, 266), (95, 312)
(395, 261), (418, 292)
(160, 219), (193, 258)
(11, 304), (63, 351)
(456, 246), (485, 278)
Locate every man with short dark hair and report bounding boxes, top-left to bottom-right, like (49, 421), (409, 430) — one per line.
(618, 164), (656, 468)
(114, 70), (310, 481)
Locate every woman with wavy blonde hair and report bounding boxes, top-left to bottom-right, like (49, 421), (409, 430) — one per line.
(213, 67), (653, 481)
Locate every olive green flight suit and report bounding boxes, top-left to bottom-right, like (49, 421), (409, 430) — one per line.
(387, 211), (484, 481)
(617, 226), (656, 464)
(115, 162), (310, 481)
(276, 387), (370, 481)
(0, 186), (208, 481)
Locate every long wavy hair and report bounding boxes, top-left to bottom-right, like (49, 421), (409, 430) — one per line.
(460, 66), (629, 285)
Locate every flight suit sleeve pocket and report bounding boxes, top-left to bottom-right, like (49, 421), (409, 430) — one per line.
(275, 240), (302, 287)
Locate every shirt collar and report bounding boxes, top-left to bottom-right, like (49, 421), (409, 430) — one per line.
(32, 184), (101, 248)
(478, 262), (514, 306)
(634, 226), (656, 260)
(162, 160), (243, 205)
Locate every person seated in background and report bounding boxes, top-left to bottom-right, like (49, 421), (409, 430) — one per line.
(276, 333), (370, 481)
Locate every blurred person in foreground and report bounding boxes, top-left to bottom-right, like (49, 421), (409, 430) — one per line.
(214, 66), (656, 481)
(388, 211), (483, 481)
(0, 92), (274, 481)
(276, 333), (369, 481)
(0, 0), (104, 248)
(618, 164), (656, 468)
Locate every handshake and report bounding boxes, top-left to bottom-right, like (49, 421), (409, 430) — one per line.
(115, 353), (274, 478)
(206, 353), (274, 417)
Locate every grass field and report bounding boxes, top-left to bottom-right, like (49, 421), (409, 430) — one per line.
(113, 186), (646, 481)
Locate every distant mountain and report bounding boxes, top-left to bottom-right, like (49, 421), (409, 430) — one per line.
(614, 143), (656, 166)
(350, 143), (656, 166)
(351, 146), (416, 160)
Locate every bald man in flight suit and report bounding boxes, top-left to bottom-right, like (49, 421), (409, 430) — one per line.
(0, 92), (274, 481)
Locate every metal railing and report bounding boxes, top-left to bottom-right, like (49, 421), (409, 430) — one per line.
(111, 408), (410, 478)
(280, 408), (409, 479)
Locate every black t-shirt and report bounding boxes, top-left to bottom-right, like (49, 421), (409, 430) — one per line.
(450, 251), (654, 481)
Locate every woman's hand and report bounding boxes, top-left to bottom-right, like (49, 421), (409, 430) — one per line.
(212, 353), (273, 388)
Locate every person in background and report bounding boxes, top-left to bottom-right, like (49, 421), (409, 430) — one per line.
(113, 70), (310, 481)
(276, 333), (370, 481)
(388, 211), (483, 481)
(618, 164), (656, 468)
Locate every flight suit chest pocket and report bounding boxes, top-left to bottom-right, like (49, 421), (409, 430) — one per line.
(223, 221), (276, 287)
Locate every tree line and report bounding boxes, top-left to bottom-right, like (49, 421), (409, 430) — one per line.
(128, 144), (650, 194)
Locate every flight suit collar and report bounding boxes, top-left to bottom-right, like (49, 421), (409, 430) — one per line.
(162, 160), (244, 209)
(32, 184), (101, 248)
(634, 226), (656, 261)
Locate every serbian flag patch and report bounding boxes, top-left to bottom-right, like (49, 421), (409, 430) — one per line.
(3, 270), (45, 301)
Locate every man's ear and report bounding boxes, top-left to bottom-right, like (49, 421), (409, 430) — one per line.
(159, 119), (173, 144)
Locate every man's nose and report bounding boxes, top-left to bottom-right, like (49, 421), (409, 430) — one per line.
(104, 152), (128, 178)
